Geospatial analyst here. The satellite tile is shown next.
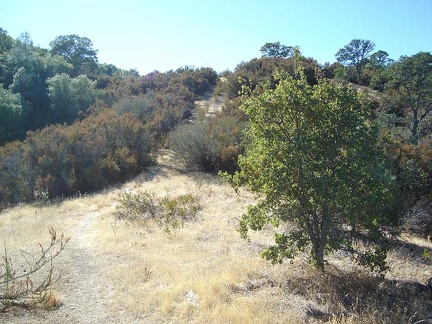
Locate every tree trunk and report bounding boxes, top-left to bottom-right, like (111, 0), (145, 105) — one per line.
(411, 118), (419, 144)
(308, 205), (330, 271)
(311, 239), (325, 270)
(307, 217), (326, 271)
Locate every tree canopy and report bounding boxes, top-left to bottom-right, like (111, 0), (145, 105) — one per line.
(260, 42), (295, 59)
(335, 39), (375, 84)
(385, 51), (432, 144)
(49, 34), (98, 76)
(47, 73), (96, 124)
(0, 87), (23, 145)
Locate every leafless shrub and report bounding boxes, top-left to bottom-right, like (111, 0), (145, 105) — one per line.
(405, 199), (432, 237)
(0, 227), (69, 311)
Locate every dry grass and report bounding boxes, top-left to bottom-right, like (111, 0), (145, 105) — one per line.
(1, 150), (431, 323)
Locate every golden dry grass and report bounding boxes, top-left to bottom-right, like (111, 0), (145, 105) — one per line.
(1, 150), (431, 323)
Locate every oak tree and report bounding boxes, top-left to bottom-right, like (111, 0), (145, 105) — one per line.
(47, 73), (96, 124)
(229, 65), (394, 271)
(49, 34), (98, 76)
(335, 39), (375, 84)
(0, 87), (24, 144)
(385, 52), (432, 143)
(260, 42), (295, 59)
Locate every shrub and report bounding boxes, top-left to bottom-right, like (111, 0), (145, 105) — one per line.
(169, 116), (243, 173)
(169, 121), (212, 171)
(384, 139), (432, 227)
(160, 194), (202, 233)
(115, 191), (202, 233)
(115, 191), (159, 221)
(0, 110), (153, 203)
(405, 198), (432, 237)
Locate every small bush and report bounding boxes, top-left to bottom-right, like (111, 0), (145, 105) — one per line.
(115, 191), (159, 221)
(281, 265), (432, 323)
(160, 194), (202, 233)
(405, 199), (432, 237)
(169, 116), (243, 173)
(169, 121), (212, 171)
(115, 191), (202, 233)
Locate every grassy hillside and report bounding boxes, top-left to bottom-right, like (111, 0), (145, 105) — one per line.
(1, 150), (431, 323)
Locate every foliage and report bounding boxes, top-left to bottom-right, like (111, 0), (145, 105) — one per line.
(335, 39), (375, 84)
(169, 116), (243, 173)
(405, 199), (432, 237)
(0, 87), (24, 145)
(47, 73), (96, 124)
(130, 67), (218, 146)
(0, 227), (69, 311)
(2, 32), (72, 133)
(112, 95), (157, 121)
(169, 121), (211, 171)
(281, 265), (432, 323)
(384, 51), (432, 143)
(160, 194), (202, 233)
(227, 65), (395, 271)
(115, 191), (202, 233)
(260, 42), (295, 58)
(0, 110), (153, 203)
(383, 139), (432, 227)
(0, 29), (215, 152)
(225, 55), (320, 100)
(321, 62), (342, 80)
(0, 29), (14, 86)
(49, 34), (98, 76)
(369, 50), (393, 69)
(0, 28), (13, 55)
(115, 191), (159, 221)
(0, 28), (218, 204)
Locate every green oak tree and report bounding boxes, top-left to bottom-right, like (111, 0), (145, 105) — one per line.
(7, 33), (72, 130)
(49, 34), (98, 76)
(0, 28), (13, 54)
(228, 65), (395, 271)
(0, 87), (24, 145)
(260, 42), (295, 59)
(368, 50), (393, 91)
(385, 52), (432, 144)
(335, 39), (375, 84)
(0, 28), (14, 84)
(369, 50), (393, 69)
(47, 73), (96, 124)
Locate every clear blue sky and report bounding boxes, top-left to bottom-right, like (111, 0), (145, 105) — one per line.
(1, 0), (431, 75)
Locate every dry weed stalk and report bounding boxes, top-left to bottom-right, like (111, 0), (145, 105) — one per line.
(0, 227), (69, 311)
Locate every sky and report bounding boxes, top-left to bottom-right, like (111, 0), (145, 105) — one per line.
(1, 0), (431, 75)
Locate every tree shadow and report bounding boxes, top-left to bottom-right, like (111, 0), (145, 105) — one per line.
(281, 266), (432, 323)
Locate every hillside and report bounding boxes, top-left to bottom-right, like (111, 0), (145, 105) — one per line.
(1, 32), (432, 323)
(1, 149), (431, 323)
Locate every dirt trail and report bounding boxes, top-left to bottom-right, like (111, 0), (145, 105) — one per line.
(50, 211), (120, 323)
(194, 93), (224, 118)
(194, 78), (226, 118)
(3, 207), (141, 324)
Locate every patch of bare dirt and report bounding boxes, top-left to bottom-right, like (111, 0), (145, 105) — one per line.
(194, 78), (226, 118)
